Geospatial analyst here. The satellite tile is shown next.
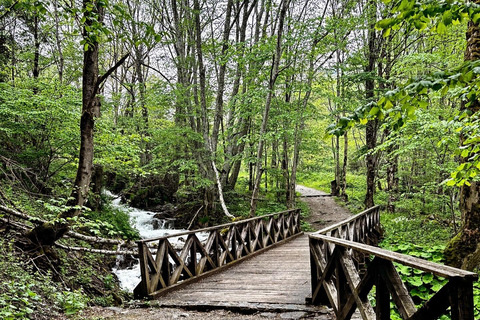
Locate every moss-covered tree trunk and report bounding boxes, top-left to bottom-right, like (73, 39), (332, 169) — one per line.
(445, 6), (480, 270)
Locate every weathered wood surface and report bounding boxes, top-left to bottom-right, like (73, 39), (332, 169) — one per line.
(161, 234), (314, 306)
(309, 206), (478, 320)
(134, 209), (302, 299)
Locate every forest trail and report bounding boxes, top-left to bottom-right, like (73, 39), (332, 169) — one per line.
(297, 185), (353, 231)
(82, 186), (353, 320)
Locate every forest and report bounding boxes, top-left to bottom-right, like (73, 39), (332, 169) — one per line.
(2, 0), (480, 318)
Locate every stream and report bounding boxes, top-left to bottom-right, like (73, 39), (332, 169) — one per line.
(107, 191), (186, 292)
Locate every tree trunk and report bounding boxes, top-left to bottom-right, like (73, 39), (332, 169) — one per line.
(249, 0), (290, 216)
(27, 3), (129, 246)
(341, 131), (348, 201)
(27, 0), (103, 246)
(53, 0), (64, 83)
(445, 7), (480, 270)
(386, 130), (398, 213)
(33, 14), (40, 81)
(211, 0), (234, 155)
(364, 0), (377, 209)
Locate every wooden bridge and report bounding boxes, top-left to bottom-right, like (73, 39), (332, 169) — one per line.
(133, 207), (478, 320)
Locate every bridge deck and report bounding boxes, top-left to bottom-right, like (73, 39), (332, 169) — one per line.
(160, 234), (313, 308)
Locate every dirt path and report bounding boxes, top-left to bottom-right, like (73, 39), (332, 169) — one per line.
(296, 185), (353, 231)
(80, 186), (352, 320)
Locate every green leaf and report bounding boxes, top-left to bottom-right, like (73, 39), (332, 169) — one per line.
(437, 22), (446, 34)
(443, 10), (453, 26)
(383, 28), (391, 37)
(377, 18), (395, 30)
(422, 273), (434, 284)
(418, 100), (428, 108)
(407, 276), (423, 287)
(369, 107), (380, 116)
(385, 99), (394, 109)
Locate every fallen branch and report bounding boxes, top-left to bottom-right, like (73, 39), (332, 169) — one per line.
(54, 242), (138, 256)
(0, 205), (132, 246)
(0, 216), (30, 231)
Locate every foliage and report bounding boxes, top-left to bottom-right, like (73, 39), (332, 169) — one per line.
(0, 239), (62, 319)
(380, 241), (480, 319)
(79, 198), (140, 241)
(0, 80), (81, 193)
(56, 289), (88, 316)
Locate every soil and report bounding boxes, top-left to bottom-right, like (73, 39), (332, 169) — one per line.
(296, 185), (353, 231)
(79, 185), (353, 320)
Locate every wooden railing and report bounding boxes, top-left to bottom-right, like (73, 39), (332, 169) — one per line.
(134, 208), (302, 299)
(308, 206), (478, 320)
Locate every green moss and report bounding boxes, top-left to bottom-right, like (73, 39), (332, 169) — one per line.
(444, 232), (464, 268)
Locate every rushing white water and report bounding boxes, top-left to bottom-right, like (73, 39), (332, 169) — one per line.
(106, 191), (187, 292)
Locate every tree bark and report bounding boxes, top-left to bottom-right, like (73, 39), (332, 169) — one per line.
(364, 0), (378, 209)
(211, 0), (234, 155)
(27, 3), (128, 246)
(445, 6), (480, 270)
(53, 0), (64, 84)
(341, 131), (348, 201)
(249, 0), (290, 216)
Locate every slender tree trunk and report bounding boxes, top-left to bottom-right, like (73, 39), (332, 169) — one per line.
(222, 0), (256, 190)
(341, 131), (348, 200)
(135, 45), (150, 165)
(386, 130), (398, 213)
(33, 15), (40, 81)
(249, 0), (290, 216)
(53, 0), (64, 83)
(193, 0), (232, 219)
(364, 0), (378, 209)
(211, 0), (234, 155)
(27, 1), (103, 245)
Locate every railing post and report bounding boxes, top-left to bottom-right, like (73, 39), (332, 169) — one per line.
(134, 241), (149, 299)
(449, 277), (475, 320)
(375, 268), (390, 320)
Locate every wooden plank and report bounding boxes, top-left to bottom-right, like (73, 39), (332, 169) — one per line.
(378, 259), (416, 319)
(338, 257), (377, 320)
(311, 235), (477, 279)
(159, 234), (311, 305)
(338, 250), (375, 320)
(449, 277), (476, 320)
(148, 232), (305, 299)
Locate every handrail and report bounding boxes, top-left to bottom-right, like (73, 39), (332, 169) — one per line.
(312, 235), (476, 279)
(315, 205), (380, 235)
(136, 209), (298, 244)
(308, 206), (478, 320)
(134, 208), (302, 299)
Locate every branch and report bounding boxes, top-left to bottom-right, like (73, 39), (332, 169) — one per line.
(211, 160), (235, 219)
(93, 53), (131, 98)
(0, 216), (30, 231)
(0, 205), (130, 245)
(141, 62), (172, 85)
(0, 1), (19, 21)
(54, 242), (138, 256)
